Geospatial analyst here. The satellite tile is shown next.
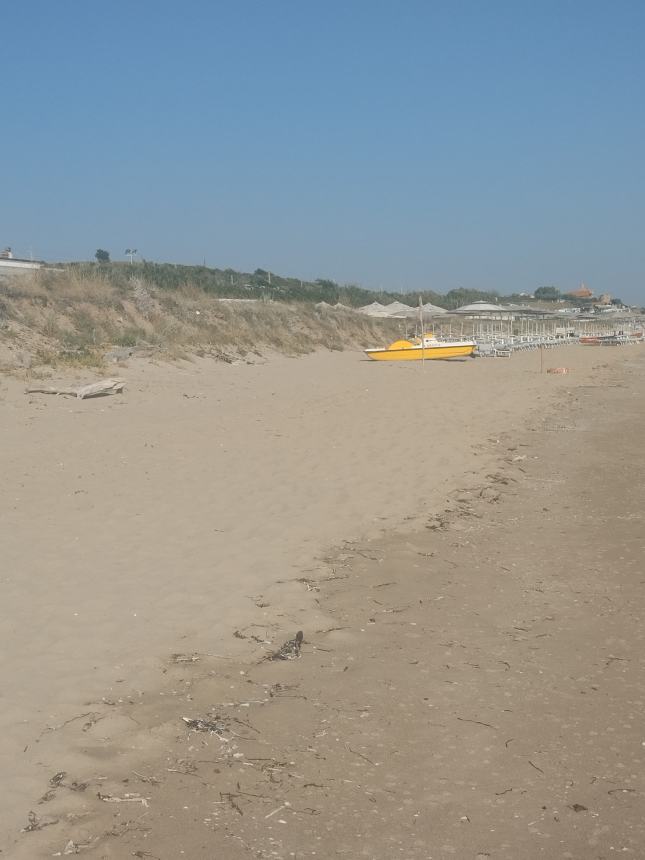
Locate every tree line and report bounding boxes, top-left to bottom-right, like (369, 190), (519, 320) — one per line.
(80, 256), (614, 309)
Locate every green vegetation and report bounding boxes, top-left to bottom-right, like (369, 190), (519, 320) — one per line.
(59, 260), (531, 310)
(534, 286), (561, 301)
(94, 249), (110, 263)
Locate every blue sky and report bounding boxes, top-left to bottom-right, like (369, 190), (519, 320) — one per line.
(2, 1), (644, 301)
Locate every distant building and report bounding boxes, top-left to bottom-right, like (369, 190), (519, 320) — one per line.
(566, 283), (593, 299)
(0, 247), (42, 271)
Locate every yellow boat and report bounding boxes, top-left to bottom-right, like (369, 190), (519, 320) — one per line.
(365, 333), (476, 361)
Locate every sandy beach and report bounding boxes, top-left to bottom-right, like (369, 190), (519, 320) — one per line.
(2, 344), (643, 858)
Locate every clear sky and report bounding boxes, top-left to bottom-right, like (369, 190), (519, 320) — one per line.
(2, 1), (644, 301)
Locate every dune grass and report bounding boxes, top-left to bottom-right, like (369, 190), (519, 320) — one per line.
(0, 269), (402, 370)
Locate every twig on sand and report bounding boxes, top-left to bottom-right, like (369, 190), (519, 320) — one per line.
(528, 760), (545, 775)
(265, 802), (290, 819)
(132, 771), (160, 785)
(315, 626), (350, 634)
(38, 711), (101, 739)
(21, 811), (59, 832)
(457, 716), (497, 730)
(345, 743), (377, 766)
(220, 792), (244, 816)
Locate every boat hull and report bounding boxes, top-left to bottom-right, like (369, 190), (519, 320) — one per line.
(365, 343), (475, 361)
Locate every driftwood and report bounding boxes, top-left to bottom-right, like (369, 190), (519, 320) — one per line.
(97, 791), (148, 806)
(26, 378), (126, 399)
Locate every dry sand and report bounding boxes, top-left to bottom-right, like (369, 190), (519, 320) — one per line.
(1, 345), (643, 858)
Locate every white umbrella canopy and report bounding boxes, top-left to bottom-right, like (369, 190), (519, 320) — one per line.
(380, 301), (419, 318)
(358, 301), (388, 315)
(421, 302), (448, 314)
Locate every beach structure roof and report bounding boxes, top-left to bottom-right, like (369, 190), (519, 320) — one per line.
(389, 300), (451, 317)
(358, 300), (418, 318)
(358, 301), (388, 315)
(506, 304), (559, 316)
(379, 301), (417, 317)
(383, 300), (414, 313)
(359, 299), (447, 317)
(453, 301), (509, 313)
(452, 300), (564, 320)
(421, 301), (448, 314)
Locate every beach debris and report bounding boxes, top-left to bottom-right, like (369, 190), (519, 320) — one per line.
(345, 743), (377, 766)
(97, 791), (148, 806)
(268, 682), (306, 700)
(233, 629), (267, 644)
(547, 367), (570, 374)
(49, 772), (67, 788)
(38, 789), (56, 804)
(25, 378), (126, 399)
(21, 810), (59, 832)
(265, 801), (291, 819)
(270, 630), (304, 660)
(62, 839), (81, 855)
(38, 771), (72, 803)
(182, 716), (228, 735)
(167, 758), (199, 776)
(170, 652), (200, 664)
(132, 770), (161, 785)
(457, 716), (497, 730)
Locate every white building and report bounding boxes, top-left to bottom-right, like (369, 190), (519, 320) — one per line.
(0, 247), (42, 271)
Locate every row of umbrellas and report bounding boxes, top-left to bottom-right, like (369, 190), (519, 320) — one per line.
(358, 300), (511, 318)
(358, 300), (448, 318)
